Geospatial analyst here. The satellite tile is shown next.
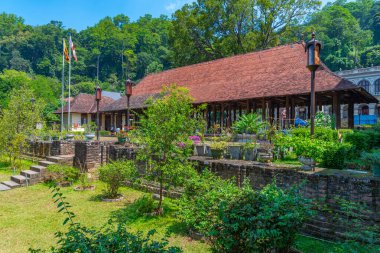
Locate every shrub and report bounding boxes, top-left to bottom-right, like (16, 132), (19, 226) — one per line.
(30, 185), (182, 253)
(99, 130), (110, 137)
(321, 142), (352, 170)
(45, 164), (80, 184)
(98, 160), (137, 198)
(178, 170), (240, 236)
(133, 195), (156, 215)
(291, 127), (339, 142)
(212, 182), (313, 253)
(344, 131), (372, 154)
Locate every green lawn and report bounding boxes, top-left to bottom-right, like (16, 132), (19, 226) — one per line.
(0, 159), (368, 253)
(0, 156), (34, 182)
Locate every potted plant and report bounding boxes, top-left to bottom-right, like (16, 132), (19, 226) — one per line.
(232, 113), (268, 142)
(363, 152), (380, 177)
(227, 143), (242, 160)
(210, 141), (227, 159)
(117, 130), (128, 144)
(84, 122), (97, 141)
(243, 142), (258, 161)
(189, 135), (205, 155)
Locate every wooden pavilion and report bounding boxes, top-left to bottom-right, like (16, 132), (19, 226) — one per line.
(103, 42), (378, 130)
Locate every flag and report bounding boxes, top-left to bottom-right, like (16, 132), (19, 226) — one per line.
(69, 36), (78, 62)
(63, 39), (69, 62)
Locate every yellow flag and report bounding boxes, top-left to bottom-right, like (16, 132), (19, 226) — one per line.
(63, 39), (69, 62)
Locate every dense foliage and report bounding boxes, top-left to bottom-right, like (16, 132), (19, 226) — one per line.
(98, 160), (137, 198)
(212, 183), (313, 253)
(0, 86), (45, 170)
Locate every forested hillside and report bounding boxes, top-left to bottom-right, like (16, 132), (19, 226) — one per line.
(0, 0), (379, 120)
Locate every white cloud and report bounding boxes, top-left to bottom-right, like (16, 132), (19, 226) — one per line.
(165, 0), (194, 12)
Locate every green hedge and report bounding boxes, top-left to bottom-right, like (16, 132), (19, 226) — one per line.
(321, 143), (352, 170)
(291, 127), (339, 142)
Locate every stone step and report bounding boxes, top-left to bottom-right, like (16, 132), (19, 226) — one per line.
(1, 180), (21, 188)
(46, 156), (64, 163)
(38, 160), (56, 167)
(20, 170), (40, 179)
(0, 183), (11, 191)
(11, 175), (27, 184)
(30, 165), (47, 174)
(10, 175), (39, 185)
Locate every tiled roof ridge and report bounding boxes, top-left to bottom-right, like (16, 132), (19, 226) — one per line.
(144, 42), (304, 79)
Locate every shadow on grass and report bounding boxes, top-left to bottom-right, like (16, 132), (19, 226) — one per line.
(88, 194), (105, 202)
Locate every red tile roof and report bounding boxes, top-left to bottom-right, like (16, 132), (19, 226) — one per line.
(134, 43), (375, 103)
(101, 93), (161, 112)
(55, 93), (115, 114)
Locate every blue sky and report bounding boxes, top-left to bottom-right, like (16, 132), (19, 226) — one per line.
(0, 0), (329, 31)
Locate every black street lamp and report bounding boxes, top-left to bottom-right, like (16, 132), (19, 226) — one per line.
(125, 79), (134, 132)
(305, 32), (322, 136)
(95, 86), (102, 141)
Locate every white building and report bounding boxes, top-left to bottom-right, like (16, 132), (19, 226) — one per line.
(336, 66), (380, 124)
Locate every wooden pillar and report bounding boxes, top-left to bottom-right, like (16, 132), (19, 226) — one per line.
(285, 96), (290, 128)
(262, 98), (266, 120)
(220, 104), (225, 130)
(228, 104), (232, 128)
(252, 100), (256, 113)
(247, 100), (251, 113)
(276, 105), (280, 129)
(268, 100), (274, 125)
(333, 92), (341, 129)
(348, 102), (354, 129)
(239, 105), (242, 117)
(233, 104), (237, 121)
(213, 104), (217, 127)
(290, 97), (295, 126)
(206, 105), (210, 129)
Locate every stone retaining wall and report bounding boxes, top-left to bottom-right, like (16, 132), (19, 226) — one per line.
(190, 156), (380, 241)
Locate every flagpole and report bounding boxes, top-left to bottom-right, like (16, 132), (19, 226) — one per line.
(61, 38), (65, 132)
(68, 37), (72, 131)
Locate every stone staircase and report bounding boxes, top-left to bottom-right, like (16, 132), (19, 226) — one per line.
(0, 155), (74, 191)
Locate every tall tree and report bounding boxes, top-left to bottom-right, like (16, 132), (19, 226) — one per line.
(170, 0), (320, 66)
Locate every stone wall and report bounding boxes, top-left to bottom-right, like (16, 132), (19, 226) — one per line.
(25, 141), (53, 158)
(108, 144), (138, 161)
(51, 140), (75, 156)
(74, 141), (116, 172)
(190, 156), (380, 241)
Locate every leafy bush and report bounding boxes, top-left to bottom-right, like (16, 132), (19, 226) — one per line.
(99, 130), (110, 137)
(315, 111), (332, 128)
(212, 182), (313, 253)
(344, 131), (372, 154)
(321, 142), (352, 170)
(98, 160), (137, 198)
(178, 170), (240, 235)
(31, 223), (183, 253)
(30, 186), (182, 253)
(291, 127), (339, 142)
(232, 113), (268, 134)
(133, 195), (156, 215)
(45, 164), (80, 184)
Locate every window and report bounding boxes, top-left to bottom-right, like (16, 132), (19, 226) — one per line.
(375, 79), (380, 95)
(360, 105), (369, 115)
(81, 114), (88, 125)
(358, 80), (370, 93)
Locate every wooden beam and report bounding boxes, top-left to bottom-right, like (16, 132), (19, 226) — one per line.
(291, 97), (295, 126)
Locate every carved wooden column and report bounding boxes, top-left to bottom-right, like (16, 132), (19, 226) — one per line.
(348, 102), (354, 129)
(333, 92), (341, 129)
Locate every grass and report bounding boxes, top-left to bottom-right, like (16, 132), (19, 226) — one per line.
(0, 181), (210, 253)
(1, 160), (376, 253)
(0, 156), (34, 182)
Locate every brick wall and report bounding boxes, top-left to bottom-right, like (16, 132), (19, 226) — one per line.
(51, 141), (75, 156)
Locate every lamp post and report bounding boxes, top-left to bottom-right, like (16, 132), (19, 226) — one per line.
(95, 86), (102, 141)
(305, 32), (322, 136)
(125, 79), (133, 132)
